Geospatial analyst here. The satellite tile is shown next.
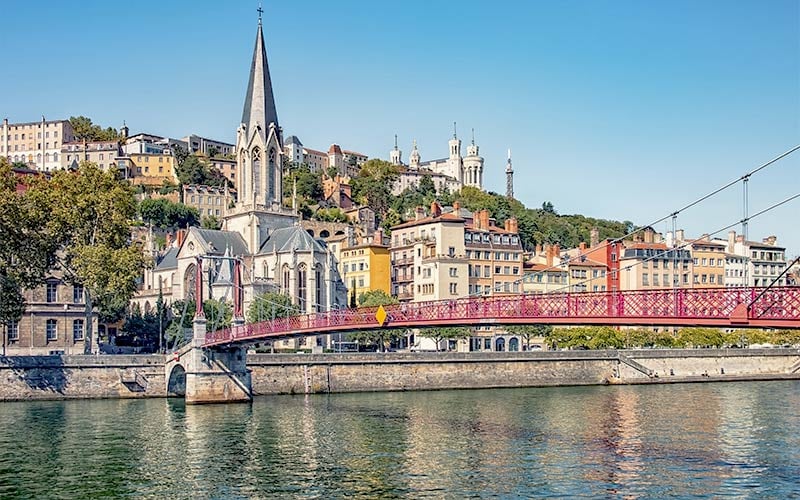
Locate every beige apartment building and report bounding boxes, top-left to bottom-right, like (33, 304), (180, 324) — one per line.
(390, 202), (469, 304)
(61, 140), (122, 171)
(2, 117), (76, 171)
(619, 242), (693, 290)
(3, 276), (96, 356)
(183, 184), (234, 219)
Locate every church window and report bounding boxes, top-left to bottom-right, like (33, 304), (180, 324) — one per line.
(252, 148), (261, 201)
(297, 264), (307, 312)
(315, 266), (324, 312)
(282, 265), (290, 293)
(268, 147), (276, 201)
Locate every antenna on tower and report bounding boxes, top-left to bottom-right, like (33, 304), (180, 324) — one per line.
(394, 134), (398, 150)
(453, 121), (457, 139)
(471, 128), (475, 145)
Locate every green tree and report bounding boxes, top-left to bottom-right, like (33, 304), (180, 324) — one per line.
(247, 292), (299, 324)
(357, 289), (398, 307)
(0, 158), (57, 328)
(677, 327), (726, 348)
(207, 145), (219, 158)
(174, 154), (229, 188)
(35, 162), (148, 353)
(201, 215), (221, 230)
(418, 174), (436, 197)
(139, 198), (200, 229)
(68, 116), (122, 142)
(351, 159), (401, 217)
(313, 207), (349, 223)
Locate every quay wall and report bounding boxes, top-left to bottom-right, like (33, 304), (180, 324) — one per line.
(0, 355), (167, 401)
(247, 349), (800, 395)
(1, 349), (798, 401)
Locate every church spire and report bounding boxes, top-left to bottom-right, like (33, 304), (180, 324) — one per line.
(241, 7), (279, 136)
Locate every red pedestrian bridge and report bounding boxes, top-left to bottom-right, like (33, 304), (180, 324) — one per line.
(204, 287), (800, 347)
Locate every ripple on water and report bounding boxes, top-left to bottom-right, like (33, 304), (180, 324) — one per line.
(1, 382), (800, 498)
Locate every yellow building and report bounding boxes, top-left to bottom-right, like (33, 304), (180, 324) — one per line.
(686, 237), (727, 287)
(339, 238), (391, 303)
(127, 152), (177, 187)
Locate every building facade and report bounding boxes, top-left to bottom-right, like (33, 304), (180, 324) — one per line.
(2, 117), (75, 171)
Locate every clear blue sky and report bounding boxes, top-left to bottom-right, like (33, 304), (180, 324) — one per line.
(2, 1), (798, 253)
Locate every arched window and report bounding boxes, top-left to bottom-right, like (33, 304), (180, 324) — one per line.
(262, 261), (269, 278)
(282, 264), (290, 294)
(495, 337), (506, 352)
(315, 265), (324, 312)
(268, 147), (276, 201)
(252, 148), (261, 202)
(297, 264), (307, 313)
(53, 152), (58, 162)
(509, 337), (519, 352)
(184, 263), (196, 300)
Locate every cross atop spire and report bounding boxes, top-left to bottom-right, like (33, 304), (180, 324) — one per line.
(257, 3), (263, 26)
(453, 121), (457, 139)
(471, 128), (475, 145)
(394, 134), (398, 150)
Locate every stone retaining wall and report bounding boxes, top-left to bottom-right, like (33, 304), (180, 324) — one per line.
(1, 349), (798, 401)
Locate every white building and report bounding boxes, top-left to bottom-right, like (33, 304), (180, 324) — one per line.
(134, 12), (346, 350)
(389, 129), (484, 195)
(1, 117), (76, 171)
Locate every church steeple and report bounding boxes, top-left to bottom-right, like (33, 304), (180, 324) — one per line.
(241, 9), (279, 136)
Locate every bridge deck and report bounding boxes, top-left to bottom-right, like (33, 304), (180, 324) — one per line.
(205, 287), (800, 347)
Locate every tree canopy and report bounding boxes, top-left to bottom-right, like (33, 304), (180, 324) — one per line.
(139, 198), (199, 229)
(174, 154), (230, 188)
(68, 116), (123, 142)
(247, 292), (299, 324)
(351, 159), (401, 219)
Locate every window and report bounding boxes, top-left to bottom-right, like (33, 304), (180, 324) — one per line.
(484, 266), (490, 278)
(46, 319), (57, 341)
(46, 282), (58, 303)
(73, 320), (84, 340)
(73, 284), (84, 303)
(449, 283), (458, 294)
(642, 274), (649, 286)
(8, 321), (19, 341)
(448, 247), (455, 257)
(449, 267), (457, 277)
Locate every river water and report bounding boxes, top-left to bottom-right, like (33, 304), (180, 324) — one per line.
(1, 381), (799, 498)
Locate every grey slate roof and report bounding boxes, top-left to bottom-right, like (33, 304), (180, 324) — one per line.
(241, 22), (279, 133)
(190, 227), (249, 256)
(285, 135), (302, 146)
(258, 225), (327, 255)
(155, 247), (179, 270)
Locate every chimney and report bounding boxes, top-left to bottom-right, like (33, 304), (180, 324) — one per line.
(737, 235), (745, 243)
(504, 219), (511, 232)
(431, 200), (442, 218)
(579, 242), (587, 251)
(763, 235), (777, 246)
(374, 228), (383, 245)
(510, 218), (518, 234)
(415, 206), (425, 221)
(728, 230), (736, 252)
(535, 243), (543, 256)
(481, 210), (490, 230)
(590, 227), (599, 247)
(453, 200), (460, 212)
(165, 232), (174, 248)
(176, 228), (187, 247)
(676, 229), (685, 242)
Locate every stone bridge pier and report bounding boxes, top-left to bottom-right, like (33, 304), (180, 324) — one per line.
(165, 257), (252, 404)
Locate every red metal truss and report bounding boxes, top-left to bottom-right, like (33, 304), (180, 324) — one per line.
(203, 286), (800, 347)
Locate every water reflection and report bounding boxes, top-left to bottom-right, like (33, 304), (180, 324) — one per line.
(1, 382), (799, 498)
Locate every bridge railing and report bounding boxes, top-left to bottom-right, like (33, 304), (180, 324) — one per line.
(203, 286), (800, 346)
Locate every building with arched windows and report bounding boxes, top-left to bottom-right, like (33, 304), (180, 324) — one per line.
(134, 12), (346, 350)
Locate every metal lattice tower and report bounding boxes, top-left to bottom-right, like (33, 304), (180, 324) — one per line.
(505, 149), (514, 199)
